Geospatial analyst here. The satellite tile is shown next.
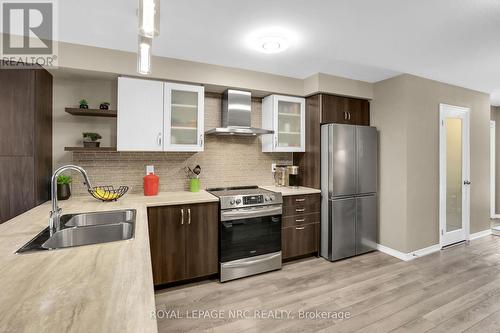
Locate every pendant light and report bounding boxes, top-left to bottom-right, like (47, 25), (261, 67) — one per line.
(137, 36), (152, 75)
(139, 0), (160, 38)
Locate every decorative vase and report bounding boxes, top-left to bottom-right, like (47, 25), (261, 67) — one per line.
(83, 141), (100, 148)
(99, 103), (109, 110)
(79, 104), (89, 109)
(189, 178), (200, 192)
(57, 183), (71, 200)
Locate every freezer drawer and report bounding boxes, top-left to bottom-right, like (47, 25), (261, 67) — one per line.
(356, 195), (378, 254)
(328, 198), (356, 261)
(356, 126), (378, 194)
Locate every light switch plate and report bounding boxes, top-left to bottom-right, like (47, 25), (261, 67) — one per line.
(146, 165), (154, 175)
(271, 163), (277, 173)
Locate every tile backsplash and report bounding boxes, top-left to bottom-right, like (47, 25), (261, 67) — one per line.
(71, 94), (292, 195)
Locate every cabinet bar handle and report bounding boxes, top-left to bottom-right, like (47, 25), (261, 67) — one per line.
(188, 208), (191, 224)
(295, 198), (305, 202)
(296, 208), (305, 212)
(200, 134), (203, 147)
(295, 226), (306, 230)
(295, 218), (305, 222)
(157, 133), (162, 147)
(181, 208), (184, 225)
(348, 112), (352, 120)
(343, 112), (347, 120)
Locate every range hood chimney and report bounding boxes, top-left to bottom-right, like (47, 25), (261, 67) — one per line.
(205, 89), (274, 136)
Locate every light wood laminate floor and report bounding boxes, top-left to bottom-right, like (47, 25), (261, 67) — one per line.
(155, 236), (500, 333)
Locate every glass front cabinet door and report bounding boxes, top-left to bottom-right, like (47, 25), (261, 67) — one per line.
(262, 95), (305, 152)
(164, 83), (205, 152)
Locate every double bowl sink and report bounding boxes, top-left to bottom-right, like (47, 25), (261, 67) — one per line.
(17, 210), (136, 254)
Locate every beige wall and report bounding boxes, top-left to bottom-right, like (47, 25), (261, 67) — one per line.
(55, 41), (373, 100)
(371, 77), (408, 252)
(53, 77), (117, 167)
(372, 74), (491, 253)
(71, 95), (292, 195)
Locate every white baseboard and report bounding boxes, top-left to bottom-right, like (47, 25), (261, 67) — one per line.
(469, 229), (492, 240)
(491, 214), (500, 219)
(377, 243), (441, 262)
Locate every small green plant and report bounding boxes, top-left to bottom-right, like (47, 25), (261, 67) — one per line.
(57, 175), (72, 185)
(79, 99), (88, 106)
(83, 132), (102, 142)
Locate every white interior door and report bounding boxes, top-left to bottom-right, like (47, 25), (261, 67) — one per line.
(439, 104), (470, 247)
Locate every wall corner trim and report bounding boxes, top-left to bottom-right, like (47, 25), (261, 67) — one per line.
(469, 229), (492, 240)
(376, 243), (441, 261)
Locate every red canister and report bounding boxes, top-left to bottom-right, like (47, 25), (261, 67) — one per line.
(144, 173), (159, 196)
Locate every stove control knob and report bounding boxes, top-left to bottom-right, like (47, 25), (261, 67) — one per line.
(236, 198), (242, 205)
(264, 196), (269, 202)
(230, 199), (235, 205)
(269, 196), (274, 201)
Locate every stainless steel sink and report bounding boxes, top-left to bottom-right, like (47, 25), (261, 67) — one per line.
(64, 209), (135, 227)
(41, 222), (134, 249)
(16, 209), (136, 254)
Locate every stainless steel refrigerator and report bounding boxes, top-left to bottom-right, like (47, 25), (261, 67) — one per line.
(320, 124), (378, 261)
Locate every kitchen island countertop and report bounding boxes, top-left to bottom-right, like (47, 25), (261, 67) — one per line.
(0, 190), (218, 333)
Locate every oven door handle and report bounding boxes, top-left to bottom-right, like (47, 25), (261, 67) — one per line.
(222, 252), (282, 268)
(221, 205), (282, 221)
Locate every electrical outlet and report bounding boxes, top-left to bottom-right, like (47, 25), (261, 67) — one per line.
(146, 165), (155, 175)
(271, 163), (277, 173)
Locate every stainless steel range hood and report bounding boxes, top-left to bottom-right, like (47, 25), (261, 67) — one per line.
(205, 89), (274, 136)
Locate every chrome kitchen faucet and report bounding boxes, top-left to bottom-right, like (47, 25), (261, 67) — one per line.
(49, 165), (92, 234)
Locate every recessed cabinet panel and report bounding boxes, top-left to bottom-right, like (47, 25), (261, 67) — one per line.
(262, 95), (305, 152)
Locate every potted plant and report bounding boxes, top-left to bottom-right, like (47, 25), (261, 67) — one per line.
(82, 132), (102, 148)
(57, 175), (72, 200)
(79, 99), (89, 109)
(99, 102), (110, 110)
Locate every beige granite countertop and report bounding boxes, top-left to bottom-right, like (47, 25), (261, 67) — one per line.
(261, 186), (321, 196)
(0, 190), (218, 333)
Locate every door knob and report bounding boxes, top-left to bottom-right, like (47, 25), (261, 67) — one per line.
(464, 180), (471, 185)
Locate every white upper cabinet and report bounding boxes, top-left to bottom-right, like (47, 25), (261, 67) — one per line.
(117, 77), (204, 152)
(262, 95), (305, 152)
(117, 77), (164, 151)
(164, 82), (204, 152)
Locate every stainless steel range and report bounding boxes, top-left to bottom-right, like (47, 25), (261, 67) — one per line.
(207, 186), (283, 282)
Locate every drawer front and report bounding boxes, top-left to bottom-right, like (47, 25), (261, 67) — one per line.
(283, 201), (320, 217)
(282, 223), (319, 259)
(283, 213), (320, 228)
(283, 193), (320, 207)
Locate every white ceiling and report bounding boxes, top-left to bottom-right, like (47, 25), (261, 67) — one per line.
(57, 0), (500, 104)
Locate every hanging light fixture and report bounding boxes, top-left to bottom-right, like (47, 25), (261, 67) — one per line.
(137, 36), (152, 75)
(139, 0), (160, 38)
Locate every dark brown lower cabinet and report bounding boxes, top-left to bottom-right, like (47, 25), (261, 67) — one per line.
(147, 202), (218, 286)
(282, 194), (321, 260)
(282, 223), (319, 259)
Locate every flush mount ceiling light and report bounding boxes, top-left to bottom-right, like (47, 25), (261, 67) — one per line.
(139, 0), (160, 38)
(246, 27), (297, 55)
(257, 36), (289, 54)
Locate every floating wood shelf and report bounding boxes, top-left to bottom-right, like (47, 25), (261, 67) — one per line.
(64, 147), (117, 152)
(65, 108), (117, 118)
